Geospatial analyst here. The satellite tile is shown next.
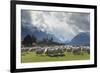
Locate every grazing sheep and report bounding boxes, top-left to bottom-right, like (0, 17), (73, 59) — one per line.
(45, 48), (55, 56)
(35, 48), (45, 55)
(29, 48), (36, 52)
(21, 48), (29, 53)
(81, 46), (90, 54)
(72, 47), (82, 55)
(21, 47), (29, 56)
(67, 47), (72, 52)
(57, 48), (65, 56)
(45, 48), (65, 57)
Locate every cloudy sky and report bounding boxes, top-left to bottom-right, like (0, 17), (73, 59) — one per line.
(21, 10), (90, 41)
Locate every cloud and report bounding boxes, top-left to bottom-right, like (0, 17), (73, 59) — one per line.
(67, 13), (90, 31)
(21, 10), (32, 24)
(21, 10), (90, 41)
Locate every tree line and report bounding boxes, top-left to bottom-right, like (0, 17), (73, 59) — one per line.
(21, 34), (62, 47)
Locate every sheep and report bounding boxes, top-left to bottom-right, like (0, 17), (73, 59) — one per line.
(72, 47), (83, 55)
(45, 47), (65, 57)
(35, 48), (45, 55)
(66, 47), (72, 52)
(81, 46), (90, 54)
(29, 48), (36, 52)
(45, 48), (55, 56)
(21, 47), (29, 52)
(21, 47), (29, 56)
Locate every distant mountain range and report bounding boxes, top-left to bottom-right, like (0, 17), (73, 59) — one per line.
(21, 24), (90, 45)
(69, 32), (90, 45)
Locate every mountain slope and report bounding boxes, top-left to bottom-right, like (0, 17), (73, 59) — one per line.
(69, 32), (90, 45)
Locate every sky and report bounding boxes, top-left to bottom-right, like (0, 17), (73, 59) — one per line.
(21, 10), (90, 42)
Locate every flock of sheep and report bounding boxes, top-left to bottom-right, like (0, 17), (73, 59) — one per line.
(21, 45), (90, 57)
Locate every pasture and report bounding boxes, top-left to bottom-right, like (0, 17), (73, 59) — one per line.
(21, 51), (90, 63)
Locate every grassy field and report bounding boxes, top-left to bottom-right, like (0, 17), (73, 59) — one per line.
(21, 51), (90, 63)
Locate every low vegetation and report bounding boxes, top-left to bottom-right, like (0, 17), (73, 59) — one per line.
(21, 51), (90, 63)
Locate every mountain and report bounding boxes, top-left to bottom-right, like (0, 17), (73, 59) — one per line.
(21, 24), (62, 43)
(69, 32), (90, 45)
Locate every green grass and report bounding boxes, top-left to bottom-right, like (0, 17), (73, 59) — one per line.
(21, 51), (90, 63)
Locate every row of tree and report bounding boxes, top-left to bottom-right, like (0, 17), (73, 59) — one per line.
(22, 35), (36, 46)
(22, 34), (58, 47)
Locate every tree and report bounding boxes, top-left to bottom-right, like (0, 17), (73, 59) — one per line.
(31, 35), (37, 43)
(49, 37), (53, 43)
(22, 34), (36, 46)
